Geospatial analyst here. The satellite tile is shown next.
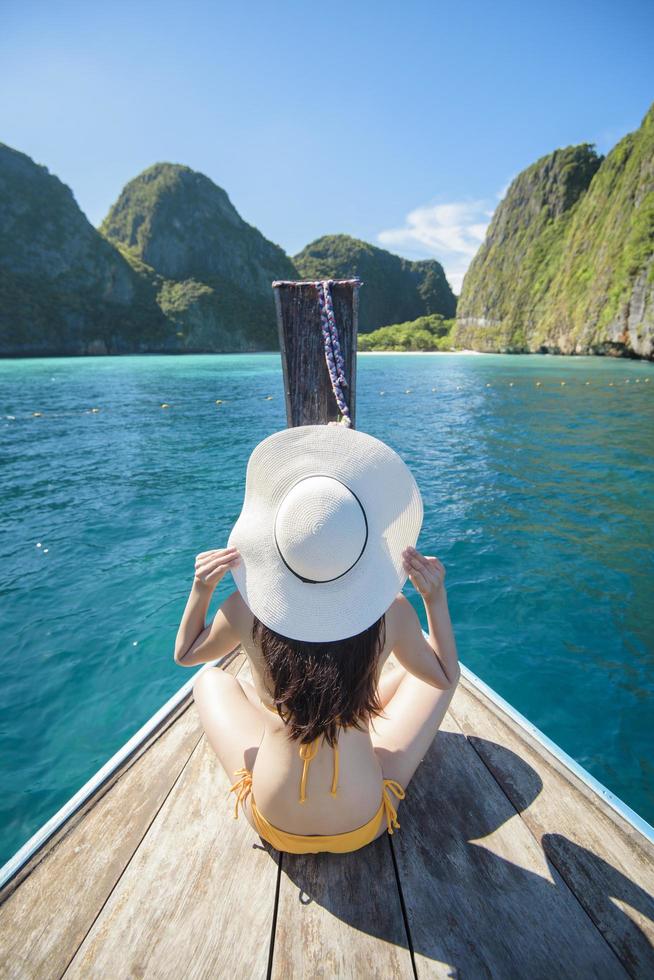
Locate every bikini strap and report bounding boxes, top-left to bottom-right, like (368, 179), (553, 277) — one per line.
(298, 738), (320, 803)
(329, 718), (343, 797)
(297, 737), (340, 801)
(330, 744), (339, 797)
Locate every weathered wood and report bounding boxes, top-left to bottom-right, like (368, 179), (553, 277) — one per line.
(449, 676), (654, 977)
(240, 651), (411, 978)
(0, 690), (196, 905)
(0, 645), (242, 904)
(3, 636), (652, 979)
(392, 700), (627, 978)
(62, 727), (279, 980)
(0, 701), (203, 980)
(273, 839), (412, 979)
(0, 653), (245, 980)
(273, 279), (360, 428)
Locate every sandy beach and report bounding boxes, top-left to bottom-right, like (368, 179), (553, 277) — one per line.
(358, 349), (485, 355)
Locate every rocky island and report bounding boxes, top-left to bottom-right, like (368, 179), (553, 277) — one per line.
(0, 100), (651, 358)
(456, 103), (653, 359)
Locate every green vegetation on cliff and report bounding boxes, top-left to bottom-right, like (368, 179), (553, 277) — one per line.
(537, 107), (654, 354)
(358, 314), (457, 351)
(0, 151), (302, 355)
(3, 104), (652, 359)
(0, 144), (168, 355)
(101, 163), (298, 350)
(294, 234), (456, 331)
(457, 103), (654, 358)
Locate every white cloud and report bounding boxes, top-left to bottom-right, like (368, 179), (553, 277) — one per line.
(377, 188), (509, 293)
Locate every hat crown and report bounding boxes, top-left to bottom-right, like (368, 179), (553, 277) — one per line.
(274, 475), (368, 583)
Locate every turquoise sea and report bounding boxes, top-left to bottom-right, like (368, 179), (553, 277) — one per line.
(1, 352), (653, 865)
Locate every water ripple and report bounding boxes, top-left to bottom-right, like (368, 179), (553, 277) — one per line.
(0, 351), (653, 864)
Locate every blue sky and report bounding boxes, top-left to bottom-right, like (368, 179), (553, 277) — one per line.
(2, 0), (653, 292)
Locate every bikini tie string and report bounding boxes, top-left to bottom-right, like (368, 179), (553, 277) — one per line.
(229, 768), (253, 819)
(382, 779), (406, 834)
(298, 737), (320, 803)
(330, 744), (339, 797)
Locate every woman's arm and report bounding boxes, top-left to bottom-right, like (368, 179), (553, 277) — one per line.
(424, 588), (460, 688)
(390, 548), (460, 690)
(173, 547), (241, 667)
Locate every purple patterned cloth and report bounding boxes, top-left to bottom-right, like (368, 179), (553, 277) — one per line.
(271, 277), (361, 428)
(314, 280), (352, 427)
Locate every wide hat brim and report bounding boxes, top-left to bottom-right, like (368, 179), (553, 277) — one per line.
(227, 424), (423, 641)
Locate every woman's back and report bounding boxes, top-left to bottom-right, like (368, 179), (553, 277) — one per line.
(189, 549), (459, 853)
(235, 593), (398, 835)
(180, 423), (460, 853)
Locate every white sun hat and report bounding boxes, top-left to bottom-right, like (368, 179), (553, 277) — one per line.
(227, 424), (423, 642)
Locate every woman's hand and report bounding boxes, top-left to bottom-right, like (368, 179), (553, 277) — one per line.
(193, 546), (241, 591)
(402, 547), (446, 603)
(175, 549), (241, 666)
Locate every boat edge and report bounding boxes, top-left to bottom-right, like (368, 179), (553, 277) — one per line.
(1, 638), (652, 895)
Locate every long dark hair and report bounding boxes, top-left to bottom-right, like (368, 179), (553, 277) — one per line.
(251, 613), (387, 747)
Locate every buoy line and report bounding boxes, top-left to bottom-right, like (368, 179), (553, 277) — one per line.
(6, 378), (652, 422)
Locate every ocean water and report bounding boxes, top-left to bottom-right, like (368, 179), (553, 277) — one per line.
(1, 351), (653, 865)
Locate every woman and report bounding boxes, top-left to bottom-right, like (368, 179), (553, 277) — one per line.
(174, 424), (460, 853)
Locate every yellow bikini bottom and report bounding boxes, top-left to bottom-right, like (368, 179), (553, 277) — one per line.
(228, 769), (406, 855)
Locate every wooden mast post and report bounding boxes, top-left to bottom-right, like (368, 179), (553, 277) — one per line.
(272, 279), (362, 429)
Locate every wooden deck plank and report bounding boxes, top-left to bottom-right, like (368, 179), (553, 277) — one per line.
(450, 676), (654, 977)
(61, 714), (279, 978)
(0, 653), (245, 980)
(272, 838), (413, 979)
(3, 645), (650, 980)
(0, 698), (203, 980)
(232, 650), (411, 978)
(392, 701), (628, 978)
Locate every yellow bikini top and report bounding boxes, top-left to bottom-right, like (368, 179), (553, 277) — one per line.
(261, 698), (340, 803)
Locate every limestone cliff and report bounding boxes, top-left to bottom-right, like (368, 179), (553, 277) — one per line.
(456, 103), (654, 358)
(293, 234), (456, 332)
(0, 143), (168, 355)
(101, 163), (298, 349)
